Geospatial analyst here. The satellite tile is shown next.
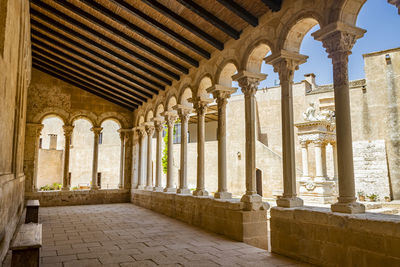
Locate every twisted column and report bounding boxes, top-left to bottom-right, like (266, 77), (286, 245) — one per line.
(265, 50), (307, 208)
(153, 118), (164, 191)
(232, 71), (267, 210)
(313, 22), (366, 213)
(208, 85), (237, 199)
(62, 125), (74, 191)
(145, 124), (155, 190)
(163, 112), (178, 192)
(135, 127), (146, 189)
(90, 127), (103, 190)
(175, 105), (192, 194)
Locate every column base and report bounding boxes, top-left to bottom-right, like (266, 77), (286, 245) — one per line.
(177, 188), (191, 194)
(137, 185), (146, 190)
(61, 187), (70, 191)
(214, 191), (232, 199)
(240, 193), (269, 211)
(153, 186), (164, 192)
(145, 186), (154, 191)
(91, 185), (99, 190)
(276, 196), (304, 208)
(331, 201), (365, 214)
(193, 189), (209, 196)
(118, 184), (124, 189)
(164, 187), (176, 193)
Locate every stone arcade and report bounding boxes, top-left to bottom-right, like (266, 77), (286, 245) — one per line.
(1, 0), (400, 266)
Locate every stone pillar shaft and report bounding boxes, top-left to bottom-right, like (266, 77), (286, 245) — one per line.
(232, 71), (267, 211)
(145, 125), (155, 190)
(332, 142), (338, 179)
(118, 131), (126, 189)
(154, 120), (164, 191)
(314, 142), (324, 178)
(164, 113), (177, 192)
(136, 128), (146, 189)
(91, 127), (102, 189)
(30, 123), (44, 192)
(193, 101), (209, 196)
(265, 51), (308, 208)
(177, 108), (191, 194)
(62, 125), (74, 191)
(313, 22), (366, 213)
(301, 142), (309, 177)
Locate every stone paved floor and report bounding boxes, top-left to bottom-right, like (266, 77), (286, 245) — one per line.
(5, 203), (313, 267)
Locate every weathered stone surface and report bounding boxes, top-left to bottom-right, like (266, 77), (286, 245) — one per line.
(131, 190), (269, 250)
(271, 206), (400, 266)
(25, 189), (130, 207)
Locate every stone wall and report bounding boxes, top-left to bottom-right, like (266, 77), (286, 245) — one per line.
(24, 69), (134, 192)
(131, 190), (269, 250)
(0, 0), (31, 263)
(37, 149), (63, 188)
(25, 189), (130, 207)
(353, 140), (391, 200)
(270, 206), (400, 266)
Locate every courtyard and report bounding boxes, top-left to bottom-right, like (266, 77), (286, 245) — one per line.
(4, 204), (308, 267)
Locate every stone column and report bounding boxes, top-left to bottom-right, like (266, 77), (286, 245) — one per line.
(314, 141), (325, 181)
(300, 141), (309, 178)
(265, 50), (308, 208)
(192, 98), (212, 197)
(313, 22), (366, 213)
(117, 129), (130, 189)
(332, 142), (338, 180)
(208, 85), (237, 199)
(145, 123), (155, 190)
(163, 112), (178, 192)
(26, 123), (44, 192)
(175, 105), (192, 194)
(90, 127), (102, 190)
(62, 125), (74, 191)
(135, 127), (146, 189)
(153, 118), (164, 191)
(232, 71), (266, 210)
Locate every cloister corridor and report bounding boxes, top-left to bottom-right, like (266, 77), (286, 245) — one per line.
(3, 204), (308, 267)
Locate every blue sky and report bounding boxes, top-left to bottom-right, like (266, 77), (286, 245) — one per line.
(256, 0), (400, 88)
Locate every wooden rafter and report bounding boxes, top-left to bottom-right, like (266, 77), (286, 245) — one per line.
(141, 0), (224, 50)
(176, 0), (241, 39)
(217, 0), (258, 27)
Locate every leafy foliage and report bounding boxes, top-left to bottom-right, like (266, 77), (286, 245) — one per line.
(39, 182), (62, 191)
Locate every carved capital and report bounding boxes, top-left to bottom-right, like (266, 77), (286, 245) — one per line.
(173, 104), (193, 124)
(90, 127), (103, 136)
(163, 112), (178, 128)
(145, 125), (155, 137)
(153, 117), (165, 133)
(265, 50), (308, 82)
(195, 101), (209, 117)
(207, 84), (237, 100)
(117, 128), (131, 142)
(232, 71), (266, 97)
(312, 22), (366, 60)
(27, 123), (44, 138)
(135, 127), (146, 138)
(63, 125), (74, 137)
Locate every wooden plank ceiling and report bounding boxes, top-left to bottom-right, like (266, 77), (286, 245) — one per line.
(30, 0), (282, 111)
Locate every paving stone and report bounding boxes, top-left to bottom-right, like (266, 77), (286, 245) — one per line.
(37, 204), (308, 267)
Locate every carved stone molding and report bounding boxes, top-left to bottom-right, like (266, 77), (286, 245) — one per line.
(62, 125), (74, 137)
(232, 70), (266, 97)
(264, 50), (308, 82)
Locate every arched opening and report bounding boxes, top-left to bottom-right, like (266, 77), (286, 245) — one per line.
(37, 116), (64, 191)
(98, 119), (121, 189)
(69, 118), (94, 190)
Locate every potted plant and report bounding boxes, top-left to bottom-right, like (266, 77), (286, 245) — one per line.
(367, 193), (378, 202)
(357, 190), (365, 201)
(384, 196), (391, 202)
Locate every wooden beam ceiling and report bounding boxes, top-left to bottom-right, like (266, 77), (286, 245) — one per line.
(29, 0), (281, 110)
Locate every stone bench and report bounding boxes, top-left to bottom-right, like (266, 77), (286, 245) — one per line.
(25, 200), (39, 223)
(10, 223), (42, 267)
